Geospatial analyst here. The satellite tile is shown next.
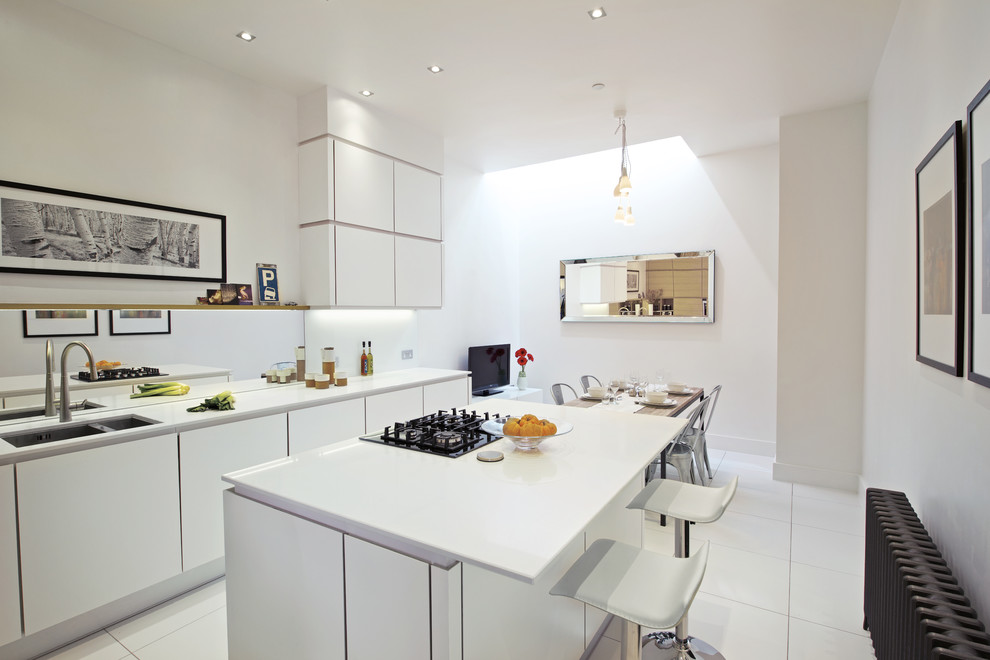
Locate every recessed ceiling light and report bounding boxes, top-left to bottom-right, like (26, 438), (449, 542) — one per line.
(427, 65), (444, 74)
(235, 31), (256, 42)
(588, 7), (606, 19)
(592, 83), (605, 91)
(359, 90), (374, 97)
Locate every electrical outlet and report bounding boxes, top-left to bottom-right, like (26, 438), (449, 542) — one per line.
(401, 349), (414, 359)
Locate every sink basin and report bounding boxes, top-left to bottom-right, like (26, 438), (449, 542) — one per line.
(0, 400), (105, 423)
(2, 414), (160, 449)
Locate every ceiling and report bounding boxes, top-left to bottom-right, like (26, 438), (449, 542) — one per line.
(58, 0), (901, 172)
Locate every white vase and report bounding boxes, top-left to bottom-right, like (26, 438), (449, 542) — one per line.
(517, 374), (528, 390)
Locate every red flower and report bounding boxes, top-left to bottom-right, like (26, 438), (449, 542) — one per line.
(515, 348), (527, 358)
(515, 348), (535, 367)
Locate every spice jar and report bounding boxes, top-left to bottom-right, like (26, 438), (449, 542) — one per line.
(277, 369), (290, 384)
(322, 347), (336, 379)
(304, 372), (317, 388)
(335, 370), (349, 387)
(314, 374), (331, 390)
(295, 346), (306, 380)
(265, 369), (277, 383)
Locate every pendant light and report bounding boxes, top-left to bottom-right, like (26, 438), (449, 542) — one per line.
(613, 115), (634, 225)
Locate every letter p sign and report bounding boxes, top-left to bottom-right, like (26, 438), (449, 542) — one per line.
(256, 263), (279, 305)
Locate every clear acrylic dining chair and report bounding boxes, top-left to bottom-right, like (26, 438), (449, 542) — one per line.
(550, 383), (579, 405)
(579, 375), (602, 393)
(696, 385), (721, 480)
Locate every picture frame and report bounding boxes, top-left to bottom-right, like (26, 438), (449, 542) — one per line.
(626, 269), (639, 292)
(0, 179), (225, 282)
(109, 310), (172, 335)
(22, 309), (98, 338)
(916, 121), (965, 376)
(968, 78), (990, 387)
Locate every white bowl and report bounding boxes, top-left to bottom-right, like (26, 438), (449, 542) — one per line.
(645, 391), (668, 403)
(667, 382), (687, 393)
(586, 386), (606, 398)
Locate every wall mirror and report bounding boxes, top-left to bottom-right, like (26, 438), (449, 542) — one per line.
(560, 250), (715, 323)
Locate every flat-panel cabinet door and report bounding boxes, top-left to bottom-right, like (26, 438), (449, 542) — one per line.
(394, 162), (441, 240)
(395, 236), (441, 308)
(366, 387), (423, 434)
(300, 224), (336, 306)
(288, 398), (366, 455)
(424, 378), (469, 412)
(17, 433), (182, 634)
(299, 137), (333, 224)
(0, 465), (20, 646)
(334, 141), (393, 232)
(179, 414), (288, 570)
(336, 226), (395, 307)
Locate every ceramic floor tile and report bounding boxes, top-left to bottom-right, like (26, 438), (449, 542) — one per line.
(700, 543), (790, 614)
(789, 563), (868, 638)
(792, 523), (865, 576)
(131, 607), (227, 660)
(793, 483), (863, 506)
(109, 578), (226, 652)
(690, 510), (791, 560)
(726, 483), (793, 522)
(711, 465), (794, 496)
(788, 617), (876, 659)
(793, 495), (866, 536)
(36, 631), (135, 660)
(586, 635), (621, 660)
(718, 451), (775, 471)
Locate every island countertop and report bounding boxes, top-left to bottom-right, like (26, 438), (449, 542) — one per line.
(223, 399), (685, 584)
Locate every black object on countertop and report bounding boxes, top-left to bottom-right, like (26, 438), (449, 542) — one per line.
(360, 408), (502, 458)
(72, 367), (165, 382)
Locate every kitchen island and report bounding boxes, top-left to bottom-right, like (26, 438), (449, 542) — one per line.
(222, 399), (686, 660)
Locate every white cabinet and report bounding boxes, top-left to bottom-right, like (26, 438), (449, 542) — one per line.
(0, 465), (20, 646)
(179, 414), (287, 570)
(366, 387), (423, 434)
(288, 398), (366, 455)
(394, 161), (442, 240)
(224, 490), (346, 660)
(395, 236), (442, 308)
(345, 535), (430, 660)
(335, 226), (395, 307)
(334, 141), (394, 232)
(299, 223), (336, 306)
(579, 263), (627, 303)
(299, 137), (333, 223)
(424, 378), (469, 412)
(17, 434), (182, 634)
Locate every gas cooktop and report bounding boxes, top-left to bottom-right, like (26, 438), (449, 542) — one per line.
(360, 408), (503, 458)
(72, 367), (166, 382)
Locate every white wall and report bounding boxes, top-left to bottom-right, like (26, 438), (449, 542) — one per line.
(864, 0), (990, 620)
(0, 1), (300, 303)
(775, 103), (868, 490)
(488, 138), (780, 452)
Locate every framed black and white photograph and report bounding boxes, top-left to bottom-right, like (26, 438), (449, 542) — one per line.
(109, 310), (171, 335)
(22, 309), (98, 338)
(0, 180), (225, 282)
(916, 121), (965, 376)
(626, 269), (639, 292)
(968, 78), (990, 387)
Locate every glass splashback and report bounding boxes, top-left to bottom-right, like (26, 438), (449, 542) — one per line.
(560, 250), (715, 323)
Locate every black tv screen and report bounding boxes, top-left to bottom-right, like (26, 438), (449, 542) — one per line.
(468, 344), (510, 396)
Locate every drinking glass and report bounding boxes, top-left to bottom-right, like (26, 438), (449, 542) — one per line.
(606, 376), (619, 405)
(628, 371), (641, 399)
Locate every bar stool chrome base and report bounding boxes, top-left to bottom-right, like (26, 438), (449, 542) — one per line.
(642, 631), (726, 659)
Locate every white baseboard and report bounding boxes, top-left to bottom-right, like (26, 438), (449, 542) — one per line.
(707, 432), (775, 457)
(772, 460), (861, 492)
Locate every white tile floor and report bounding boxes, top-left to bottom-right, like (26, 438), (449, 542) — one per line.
(36, 451), (876, 660)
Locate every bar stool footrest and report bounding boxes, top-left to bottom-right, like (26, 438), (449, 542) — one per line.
(643, 631), (726, 660)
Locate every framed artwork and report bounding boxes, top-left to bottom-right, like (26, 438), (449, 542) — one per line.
(968, 78), (990, 387)
(626, 269), (640, 292)
(22, 309), (98, 338)
(109, 310), (171, 335)
(0, 179), (225, 282)
(916, 121), (965, 376)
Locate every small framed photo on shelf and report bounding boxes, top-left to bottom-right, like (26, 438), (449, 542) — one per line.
(22, 309), (98, 338)
(109, 310), (171, 335)
(916, 120), (965, 376)
(256, 263), (279, 305)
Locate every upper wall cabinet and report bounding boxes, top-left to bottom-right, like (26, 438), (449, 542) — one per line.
(334, 141), (394, 232)
(394, 162), (442, 240)
(299, 139), (334, 224)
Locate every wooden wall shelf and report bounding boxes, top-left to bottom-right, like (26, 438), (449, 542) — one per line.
(0, 303), (309, 311)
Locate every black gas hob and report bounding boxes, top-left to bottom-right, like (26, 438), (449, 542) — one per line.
(72, 367), (165, 382)
(360, 408), (502, 458)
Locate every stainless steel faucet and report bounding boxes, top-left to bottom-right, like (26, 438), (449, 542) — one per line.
(59, 341), (97, 423)
(44, 339), (57, 417)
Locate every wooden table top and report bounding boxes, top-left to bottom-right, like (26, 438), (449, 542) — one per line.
(564, 387), (704, 417)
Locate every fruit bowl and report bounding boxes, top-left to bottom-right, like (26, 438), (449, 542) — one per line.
(481, 416), (573, 451)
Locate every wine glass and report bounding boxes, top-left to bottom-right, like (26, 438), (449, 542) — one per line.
(628, 371), (641, 399)
(606, 375), (619, 405)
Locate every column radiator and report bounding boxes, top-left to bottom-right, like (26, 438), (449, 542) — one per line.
(865, 488), (990, 659)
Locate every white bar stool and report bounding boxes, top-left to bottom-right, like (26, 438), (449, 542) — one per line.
(551, 539), (711, 660)
(625, 476), (739, 659)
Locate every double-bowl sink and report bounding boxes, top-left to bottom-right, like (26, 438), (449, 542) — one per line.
(1, 413), (160, 449)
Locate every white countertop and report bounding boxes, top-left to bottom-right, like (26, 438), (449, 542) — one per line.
(223, 399), (686, 584)
(0, 368), (469, 465)
(0, 363), (232, 398)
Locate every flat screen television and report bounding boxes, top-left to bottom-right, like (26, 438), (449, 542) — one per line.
(468, 344), (510, 396)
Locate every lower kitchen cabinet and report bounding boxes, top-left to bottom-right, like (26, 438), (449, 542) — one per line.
(17, 434), (182, 635)
(365, 387), (423, 434)
(179, 414), (287, 570)
(288, 398), (365, 455)
(0, 465), (20, 646)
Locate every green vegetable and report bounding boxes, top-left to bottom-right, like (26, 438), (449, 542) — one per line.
(187, 390), (236, 413)
(129, 383), (190, 398)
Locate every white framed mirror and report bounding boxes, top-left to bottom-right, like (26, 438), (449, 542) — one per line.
(560, 250), (715, 323)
